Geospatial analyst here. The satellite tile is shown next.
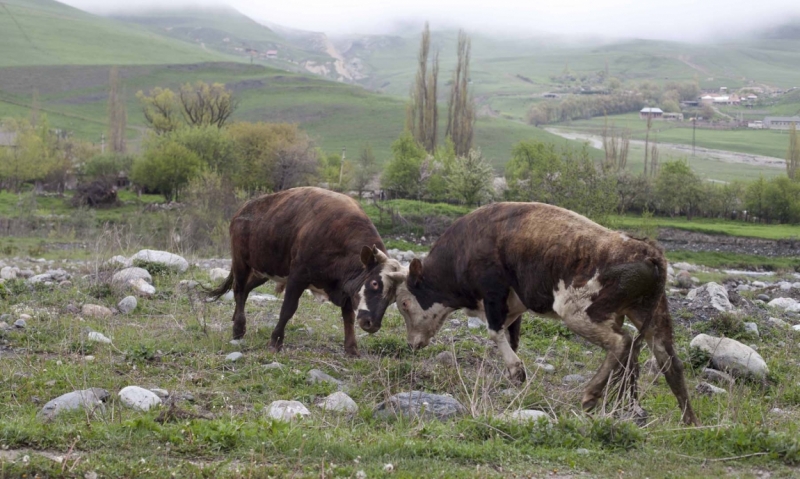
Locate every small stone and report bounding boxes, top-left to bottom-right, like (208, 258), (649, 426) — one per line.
(436, 351), (456, 367)
(19, 313), (31, 320)
(209, 268), (230, 282)
(82, 304), (113, 319)
(576, 448), (590, 455)
(752, 281), (766, 289)
(265, 400), (310, 421)
(111, 267), (152, 287)
(535, 363), (556, 374)
(84, 355), (95, 361)
(686, 282), (733, 312)
(87, 331), (112, 344)
(467, 317), (484, 329)
(229, 339), (242, 346)
(793, 324), (800, 332)
(59, 280), (72, 288)
(757, 294), (771, 302)
(317, 391), (358, 413)
(131, 250), (189, 273)
(770, 407), (785, 415)
(117, 296), (137, 314)
(374, 391), (466, 420)
(675, 271), (693, 288)
(263, 361), (284, 370)
(356, 471), (366, 479)
(225, 352), (243, 362)
(743, 322), (759, 338)
(696, 382), (727, 396)
(118, 386), (162, 411)
(0, 321), (9, 330)
(150, 388), (169, 399)
(690, 334), (768, 379)
(249, 294), (279, 304)
(768, 297), (800, 313)
(501, 409), (549, 423)
(13, 318), (26, 329)
(735, 284), (751, 292)
(307, 369), (343, 387)
(779, 281), (792, 291)
(562, 374), (586, 385)
(383, 464), (394, 473)
(701, 368), (734, 385)
(768, 317), (789, 329)
(38, 388), (109, 420)
(131, 278), (156, 297)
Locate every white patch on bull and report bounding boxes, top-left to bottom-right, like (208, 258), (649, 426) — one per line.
(551, 275), (603, 319)
(466, 289), (527, 329)
(308, 284), (329, 303)
(488, 328), (523, 378)
(620, 233), (630, 242)
(355, 284), (367, 315)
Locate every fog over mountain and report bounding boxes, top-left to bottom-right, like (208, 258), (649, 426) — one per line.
(60, 0), (800, 42)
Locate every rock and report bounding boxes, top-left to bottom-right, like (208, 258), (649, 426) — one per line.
(768, 317), (789, 329)
(87, 331), (112, 344)
(209, 268), (230, 282)
(701, 368), (734, 385)
(178, 280), (199, 291)
(18, 269), (34, 279)
(221, 291), (234, 302)
(150, 388), (169, 400)
(13, 318), (26, 329)
(265, 400), (310, 421)
(0, 266), (17, 280)
(374, 391), (466, 421)
(673, 262), (699, 272)
(225, 352), (243, 362)
(467, 317), (484, 329)
(117, 296), (137, 314)
(793, 324), (800, 332)
(249, 294), (279, 304)
(38, 388), (109, 420)
(118, 386), (162, 411)
(667, 265), (675, 276)
(501, 409), (550, 423)
(690, 334), (768, 379)
(307, 369), (343, 387)
(436, 351), (456, 367)
(229, 339), (242, 346)
(535, 363), (556, 374)
(0, 321), (9, 330)
(770, 407), (785, 415)
(106, 255), (132, 269)
(111, 267), (152, 287)
(131, 250), (189, 273)
(686, 282), (733, 312)
(675, 271), (693, 288)
(577, 448), (590, 455)
(317, 391), (358, 414)
(778, 281), (792, 291)
(28, 269), (70, 284)
(82, 304), (113, 319)
(743, 322), (759, 338)
(752, 281), (767, 289)
(562, 374), (586, 385)
(735, 284), (751, 292)
(794, 282), (800, 289)
(59, 280), (72, 288)
(768, 297), (800, 313)
(130, 278), (156, 297)
(263, 361), (284, 370)
(696, 382), (727, 396)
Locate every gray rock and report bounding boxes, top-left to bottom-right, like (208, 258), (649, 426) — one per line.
(130, 278), (156, 297)
(0, 321), (9, 331)
(82, 304), (113, 319)
(18, 269), (34, 279)
(735, 284), (751, 292)
(87, 331), (112, 344)
(743, 322), (759, 338)
(675, 271), (693, 288)
(265, 400), (310, 421)
(767, 317), (789, 329)
(0, 266), (17, 280)
(535, 363), (556, 374)
(118, 386), (162, 411)
(436, 351), (457, 367)
(673, 262), (699, 272)
(111, 267), (152, 287)
(696, 382), (727, 396)
(225, 352), (243, 362)
(501, 409), (550, 423)
(757, 294), (771, 302)
(770, 407), (785, 415)
(131, 250), (189, 273)
(686, 282), (733, 312)
(690, 334), (768, 379)
(38, 388), (109, 420)
(562, 374), (586, 385)
(307, 369), (343, 387)
(768, 297), (800, 313)
(374, 391), (466, 421)
(701, 368), (734, 385)
(752, 281), (767, 289)
(117, 296), (137, 314)
(778, 281), (792, 291)
(13, 318), (26, 329)
(263, 361), (284, 370)
(467, 317), (485, 329)
(576, 448), (590, 455)
(209, 268), (230, 282)
(793, 324), (800, 332)
(106, 255), (132, 269)
(150, 388), (169, 400)
(28, 269), (70, 284)
(793, 282), (800, 289)
(317, 391), (358, 413)
(249, 294), (279, 304)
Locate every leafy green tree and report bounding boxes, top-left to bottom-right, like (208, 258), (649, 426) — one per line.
(504, 140), (561, 203)
(0, 116), (59, 192)
(381, 132), (428, 198)
(655, 159), (704, 219)
(353, 143), (378, 198)
(80, 153), (134, 183)
(446, 148), (494, 206)
(765, 176), (800, 224)
(168, 126), (237, 179)
(131, 140), (204, 201)
(787, 121), (799, 180)
(744, 175), (769, 222)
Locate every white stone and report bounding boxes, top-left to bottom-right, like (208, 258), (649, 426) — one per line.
(317, 392), (358, 413)
(686, 282), (733, 312)
(0, 266), (17, 280)
(743, 322), (759, 338)
(82, 304), (113, 319)
(793, 324), (800, 332)
(752, 281), (767, 289)
(111, 267), (152, 287)
(502, 409), (550, 423)
(467, 317), (485, 329)
(690, 334), (768, 379)
(265, 400), (310, 421)
(106, 255), (132, 269)
(150, 388), (169, 399)
(263, 361), (284, 370)
(673, 262), (699, 272)
(249, 294), (279, 304)
(779, 281), (792, 291)
(793, 282), (800, 289)
(768, 297), (800, 313)
(131, 278), (156, 297)
(209, 268), (230, 282)
(735, 284), (751, 292)
(226, 352), (243, 362)
(696, 382), (727, 396)
(118, 386), (162, 411)
(131, 250), (189, 273)
(117, 296), (137, 314)
(768, 317), (789, 329)
(87, 331), (112, 344)
(38, 388), (109, 420)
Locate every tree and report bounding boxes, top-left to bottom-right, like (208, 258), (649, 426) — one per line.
(406, 23), (439, 153)
(136, 81), (237, 134)
(381, 132), (428, 198)
(136, 87), (182, 135)
(0, 116), (59, 192)
(655, 159), (704, 219)
(131, 140), (204, 201)
(446, 30), (475, 157)
(168, 126), (237, 178)
(504, 140), (561, 203)
(787, 121), (799, 180)
(446, 148), (493, 205)
(80, 153), (134, 184)
(701, 103), (715, 120)
(271, 137), (319, 191)
(107, 66), (127, 154)
(352, 143), (378, 198)
(744, 175), (769, 222)
(764, 176), (800, 224)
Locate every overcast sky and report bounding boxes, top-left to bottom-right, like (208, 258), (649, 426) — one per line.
(60, 0), (800, 41)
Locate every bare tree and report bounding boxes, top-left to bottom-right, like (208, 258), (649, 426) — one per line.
(353, 143), (378, 199)
(406, 23), (439, 153)
(601, 118), (630, 173)
(107, 66), (127, 154)
(787, 121), (800, 180)
(446, 30), (475, 157)
(272, 137), (318, 191)
(179, 82), (237, 129)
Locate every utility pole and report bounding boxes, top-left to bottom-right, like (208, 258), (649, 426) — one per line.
(338, 147), (346, 188)
(100, 133), (105, 154)
(692, 117), (696, 158)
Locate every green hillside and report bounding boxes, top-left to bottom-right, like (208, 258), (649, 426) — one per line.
(0, 0), (228, 66)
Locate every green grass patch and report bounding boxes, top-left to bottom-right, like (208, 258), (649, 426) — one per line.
(666, 251), (799, 271)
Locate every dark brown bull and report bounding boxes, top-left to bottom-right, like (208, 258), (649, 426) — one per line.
(395, 202), (699, 425)
(208, 187), (405, 356)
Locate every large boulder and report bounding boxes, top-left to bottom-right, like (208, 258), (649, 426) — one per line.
(131, 250), (189, 273)
(111, 267), (152, 287)
(767, 297), (800, 313)
(38, 388), (109, 421)
(118, 386), (162, 411)
(687, 282), (733, 313)
(374, 391), (466, 421)
(690, 334), (768, 379)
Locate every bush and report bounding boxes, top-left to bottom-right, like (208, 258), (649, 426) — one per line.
(131, 140), (204, 201)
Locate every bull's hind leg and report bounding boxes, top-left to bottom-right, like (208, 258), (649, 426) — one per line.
(231, 263), (252, 339)
(268, 278), (308, 354)
(507, 315), (523, 352)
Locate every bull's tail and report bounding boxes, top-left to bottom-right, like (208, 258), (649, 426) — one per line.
(206, 271), (234, 301)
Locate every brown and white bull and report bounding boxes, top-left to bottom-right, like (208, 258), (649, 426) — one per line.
(395, 202), (699, 425)
(208, 187), (405, 356)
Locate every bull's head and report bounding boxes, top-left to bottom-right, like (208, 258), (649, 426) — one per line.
(355, 245), (406, 333)
(396, 258), (454, 349)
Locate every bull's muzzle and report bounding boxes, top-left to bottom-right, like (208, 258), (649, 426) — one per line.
(357, 310), (381, 334)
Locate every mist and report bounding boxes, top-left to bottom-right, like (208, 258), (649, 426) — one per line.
(60, 0), (800, 42)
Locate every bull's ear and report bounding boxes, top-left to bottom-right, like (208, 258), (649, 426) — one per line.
(372, 244), (388, 264)
(408, 258), (423, 287)
(360, 245), (376, 267)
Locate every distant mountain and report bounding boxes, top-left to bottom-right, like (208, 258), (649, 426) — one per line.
(758, 20), (800, 40)
(0, 0), (226, 67)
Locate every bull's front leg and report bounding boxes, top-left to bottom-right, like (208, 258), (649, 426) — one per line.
(341, 305), (360, 357)
(489, 327), (526, 383)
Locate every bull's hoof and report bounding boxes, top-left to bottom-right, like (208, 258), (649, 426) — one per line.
(268, 341), (283, 354)
(232, 323), (246, 340)
(581, 396), (599, 412)
(508, 365), (526, 384)
(344, 346), (360, 358)
(632, 404), (649, 426)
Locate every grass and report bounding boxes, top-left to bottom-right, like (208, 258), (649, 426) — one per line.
(1, 252), (800, 477)
(665, 251), (799, 271)
(613, 215), (800, 241)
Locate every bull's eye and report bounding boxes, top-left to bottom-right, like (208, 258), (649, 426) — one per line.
(370, 280), (379, 290)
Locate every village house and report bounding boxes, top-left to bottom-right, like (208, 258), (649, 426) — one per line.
(700, 93), (741, 105)
(639, 107), (663, 120)
(662, 112), (684, 121)
(748, 120), (764, 129)
(0, 130), (16, 149)
(266, 50), (278, 59)
(763, 116), (800, 130)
